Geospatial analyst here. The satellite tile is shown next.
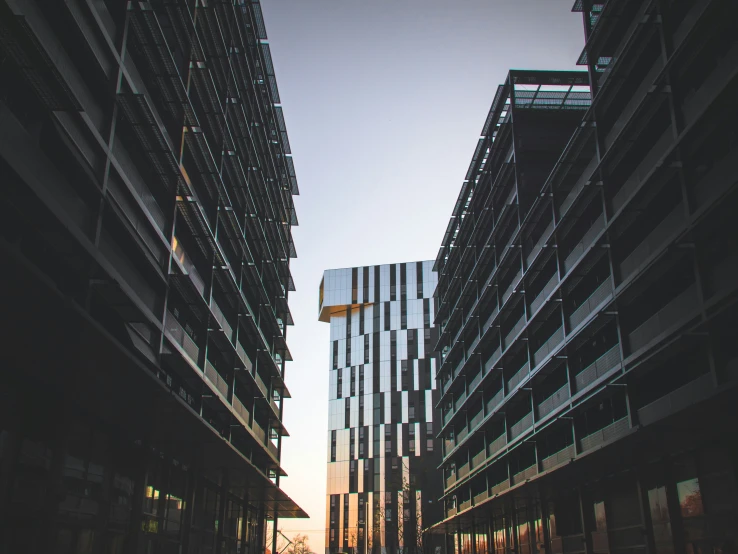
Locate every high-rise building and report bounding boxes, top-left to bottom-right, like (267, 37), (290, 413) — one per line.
(0, 0), (306, 553)
(319, 262), (443, 554)
(430, 0), (738, 552)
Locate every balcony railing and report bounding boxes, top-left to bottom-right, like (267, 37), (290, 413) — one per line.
(509, 412), (533, 440)
(563, 213), (605, 273)
(532, 327), (564, 367)
(471, 447), (486, 468)
(210, 300), (234, 342)
(484, 346), (502, 373)
(530, 273), (558, 315)
(579, 416), (629, 452)
(236, 341), (253, 372)
(455, 389), (468, 410)
(627, 285), (699, 354)
(233, 395), (251, 425)
(501, 269), (522, 306)
(506, 362), (530, 393)
(458, 462), (470, 480)
(511, 464), (537, 485)
(445, 473), (457, 489)
(459, 499), (472, 512)
(254, 371), (269, 399)
(165, 311), (200, 365)
(619, 205), (684, 281)
(486, 389), (504, 415)
(457, 425), (469, 445)
(482, 305), (500, 334)
(537, 384), (570, 419)
(172, 237), (206, 297)
(268, 440), (279, 459)
(637, 373), (714, 427)
(252, 420), (266, 443)
(490, 480), (510, 496)
(469, 408), (484, 431)
(526, 221), (554, 268)
(204, 360), (229, 398)
(488, 433), (507, 458)
(568, 279), (613, 330)
(469, 369), (483, 393)
(540, 444), (575, 471)
(574, 345), (620, 391)
(503, 315), (526, 349)
(473, 490), (489, 505)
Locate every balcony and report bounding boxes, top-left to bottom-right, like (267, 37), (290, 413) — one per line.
(252, 419), (266, 443)
(172, 237), (206, 298)
(618, 206), (684, 282)
(267, 440), (279, 459)
(473, 490), (489, 505)
(165, 311), (200, 365)
(532, 327), (564, 367)
(511, 464), (537, 485)
(563, 214), (605, 273)
(254, 370), (269, 399)
(530, 273), (558, 315)
(501, 269), (522, 306)
(626, 285), (700, 354)
(537, 384), (570, 419)
(526, 221), (554, 268)
(568, 279), (613, 330)
(233, 395), (251, 426)
(540, 444), (575, 471)
(484, 346), (502, 373)
(579, 416), (629, 452)
(574, 345), (620, 391)
(503, 315), (526, 349)
(457, 425), (469, 445)
(469, 368), (483, 393)
(471, 447), (487, 468)
(236, 341), (253, 372)
(482, 305), (500, 334)
(637, 373), (714, 427)
(458, 462), (470, 480)
(210, 300), (234, 343)
(204, 360), (229, 398)
(509, 412), (533, 440)
(490, 480), (510, 496)
(469, 407), (484, 431)
(459, 498), (472, 512)
(506, 362), (530, 393)
(488, 433), (507, 458)
(486, 388), (504, 415)
(445, 473), (457, 490)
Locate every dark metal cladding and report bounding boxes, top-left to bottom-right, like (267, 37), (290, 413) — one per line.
(431, 1), (738, 553)
(0, 0), (306, 551)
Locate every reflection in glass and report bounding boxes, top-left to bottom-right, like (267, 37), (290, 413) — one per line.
(677, 478), (704, 518)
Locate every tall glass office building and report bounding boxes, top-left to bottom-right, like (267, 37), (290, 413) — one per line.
(319, 262), (443, 554)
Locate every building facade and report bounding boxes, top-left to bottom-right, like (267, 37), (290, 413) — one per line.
(0, 1), (306, 553)
(319, 263), (443, 554)
(431, 1), (738, 553)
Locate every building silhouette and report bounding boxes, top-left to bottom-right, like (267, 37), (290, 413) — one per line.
(431, 0), (738, 552)
(0, 0), (306, 553)
(319, 263), (443, 554)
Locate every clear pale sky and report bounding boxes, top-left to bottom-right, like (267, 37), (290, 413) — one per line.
(259, 1), (585, 551)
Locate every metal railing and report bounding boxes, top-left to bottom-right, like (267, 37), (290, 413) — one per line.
(637, 373), (714, 427)
(506, 362), (530, 393)
(210, 300), (233, 342)
(574, 345), (620, 391)
(488, 433), (507, 458)
(563, 213), (605, 273)
(482, 305), (500, 334)
(503, 315), (526, 349)
(619, 206), (684, 281)
(540, 444), (575, 471)
(457, 425), (469, 445)
(252, 420), (266, 443)
(473, 490), (489, 505)
(459, 499), (472, 511)
(568, 279), (613, 330)
(204, 360), (229, 398)
(511, 464), (537, 485)
(236, 341), (252, 371)
(469, 369), (483, 392)
(484, 346), (502, 373)
(491, 480), (510, 495)
(165, 311), (200, 365)
(532, 327), (564, 367)
(486, 389), (504, 415)
(537, 384), (570, 419)
(472, 448), (486, 468)
(526, 221), (554, 267)
(627, 285), (699, 354)
(579, 416), (629, 452)
(530, 273), (558, 315)
(469, 408), (484, 431)
(232, 395), (251, 425)
(254, 371), (269, 399)
(267, 440), (279, 459)
(458, 462), (470, 480)
(502, 269), (522, 306)
(509, 412), (533, 440)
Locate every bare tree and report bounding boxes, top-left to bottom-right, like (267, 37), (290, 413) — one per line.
(265, 525), (290, 554)
(286, 534), (313, 554)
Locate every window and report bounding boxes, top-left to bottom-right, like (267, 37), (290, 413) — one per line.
(677, 478), (704, 518)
